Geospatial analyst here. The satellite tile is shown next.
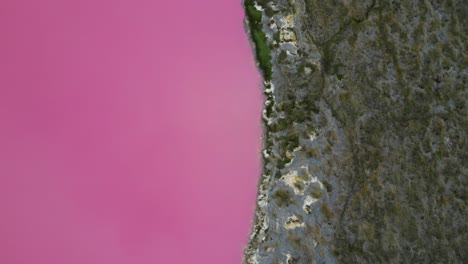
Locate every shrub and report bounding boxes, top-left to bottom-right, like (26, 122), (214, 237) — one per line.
(273, 188), (293, 207)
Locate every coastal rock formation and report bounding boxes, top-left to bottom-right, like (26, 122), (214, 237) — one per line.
(243, 0), (467, 263)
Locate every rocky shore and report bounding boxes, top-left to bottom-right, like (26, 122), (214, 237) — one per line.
(243, 1), (467, 263)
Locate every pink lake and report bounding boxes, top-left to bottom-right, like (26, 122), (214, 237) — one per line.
(0, 0), (262, 263)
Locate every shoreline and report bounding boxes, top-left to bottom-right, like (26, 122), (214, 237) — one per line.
(241, 0), (275, 263)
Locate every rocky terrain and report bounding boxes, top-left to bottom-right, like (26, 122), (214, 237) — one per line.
(243, 0), (467, 263)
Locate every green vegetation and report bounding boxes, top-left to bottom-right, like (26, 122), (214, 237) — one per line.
(273, 188), (293, 207)
(310, 184), (323, 198)
(319, 203), (333, 220)
(321, 179), (333, 192)
(244, 0), (273, 80)
(247, 0), (467, 263)
(277, 50), (287, 62)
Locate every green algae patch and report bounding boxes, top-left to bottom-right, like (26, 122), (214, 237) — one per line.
(244, 0), (273, 81)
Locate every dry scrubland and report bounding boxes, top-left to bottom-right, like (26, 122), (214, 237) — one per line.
(243, 0), (467, 263)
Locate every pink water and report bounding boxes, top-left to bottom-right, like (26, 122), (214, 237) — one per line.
(0, 1), (262, 263)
